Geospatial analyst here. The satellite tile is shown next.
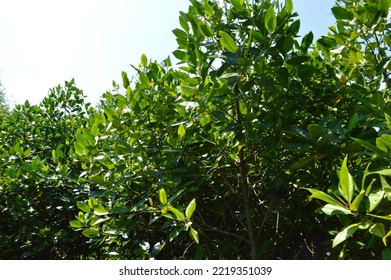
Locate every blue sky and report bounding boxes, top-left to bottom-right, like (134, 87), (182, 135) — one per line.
(0, 0), (335, 106)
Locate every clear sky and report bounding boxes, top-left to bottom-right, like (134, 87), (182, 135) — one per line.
(0, 0), (335, 106)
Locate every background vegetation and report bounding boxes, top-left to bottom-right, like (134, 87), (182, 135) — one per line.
(1, 0), (391, 259)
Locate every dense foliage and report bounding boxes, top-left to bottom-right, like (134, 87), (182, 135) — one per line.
(1, 0), (391, 259)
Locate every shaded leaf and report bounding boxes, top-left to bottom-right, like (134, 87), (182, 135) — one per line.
(369, 223), (385, 238)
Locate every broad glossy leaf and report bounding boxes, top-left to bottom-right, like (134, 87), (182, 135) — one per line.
(167, 205), (185, 221)
(178, 124), (186, 140)
(376, 134), (391, 153)
(230, 0), (245, 12)
(351, 137), (389, 157)
(287, 56), (310, 65)
(307, 124), (323, 139)
(82, 228), (100, 238)
(350, 189), (365, 211)
(219, 31), (238, 53)
(321, 204), (351, 215)
(185, 198), (196, 219)
(70, 220), (84, 228)
(94, 205), (109, 216)
(339, 155), (355, 204)
(265, 6), (277, 34)
(332, 223), (359, 248)
(141, 54), (148, 67)
(348, 113), (358, 132)
(159, 188), (167, 205)
(367, 189), (384, 213)
(305, 188), (345, 207)
(77, 201), (91, 213)
(369, 223), (385, 238)
(285, 0), (293, 14)
(331, 6), (353, 20)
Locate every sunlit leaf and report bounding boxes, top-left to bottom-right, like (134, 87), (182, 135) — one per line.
(321, 204), (351, 215)
(304, 188), (345, 207)
(369, 223), (385, 238)
(339, 155), (355, 204)
(265, 6), (277, 33)
(189, 228), (199, 244)
(219, 31), (238, 53)
(82, 228), (100, 238)
(185, 198), (196, 219)
(332, 223), (360, 248)
(367, 189), (384, 213)
(159, 188), (167, 205)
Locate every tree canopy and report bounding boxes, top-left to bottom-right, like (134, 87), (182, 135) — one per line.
(1, 0), (391, 260)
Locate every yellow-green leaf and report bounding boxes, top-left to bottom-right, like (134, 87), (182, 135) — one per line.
(219, 31), (238, 53)
(339, 155), (355, 204)
(159, 188), (167, 205)
(285, 0), (293, 14)
(185, 198), (196, 219)
(167, 205), (185, 221)
(333, 223), (359, 248)
(189, 228), (199, 244)
(178, 124), (186, 140)
(265, 6), (277, 34)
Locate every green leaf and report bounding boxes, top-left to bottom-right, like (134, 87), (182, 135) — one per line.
(304, 188), (345, 207)
(167, 205), (185, 221)
(82, 228), (100, 238)
(332, 223), (360, 248)
(122, 71), (130, 89)
(380, 175), (391, 201)
(185, 198), (196, 219)
(287, 56), (310, 65)
(159, 188), (167, 205)
(379, 0), (391, 11)
(168, 227), (183, 242)
(350, 189), (365, 211)
(292, 156), (314, 169)
(230, 0), (245, 12)
(348, 113), (359, 132)
(141, 54), (148, 67)
(369, 223), (385, 238)
(331, 6), (353, 20)
(307, 124), (323, 139)
(339, 155), (355, 204)
(70, 219), (84, 228)
(178, 124), (186, 140)
(189, 228), (199, 244)
(219, 31), (238, 53)
(285, 0), (293, 14)
(376, 134), (391, 153)
(367, 189), (384, 213)
(382, 248), (391, 259)
(265, 6), (277, 34)
(76, 201), (91, 213)
(94, 205), (109, 216)
(180, 85), (198, 98)
(351, 137), (389, 157)
(321, 204), (351, 215)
